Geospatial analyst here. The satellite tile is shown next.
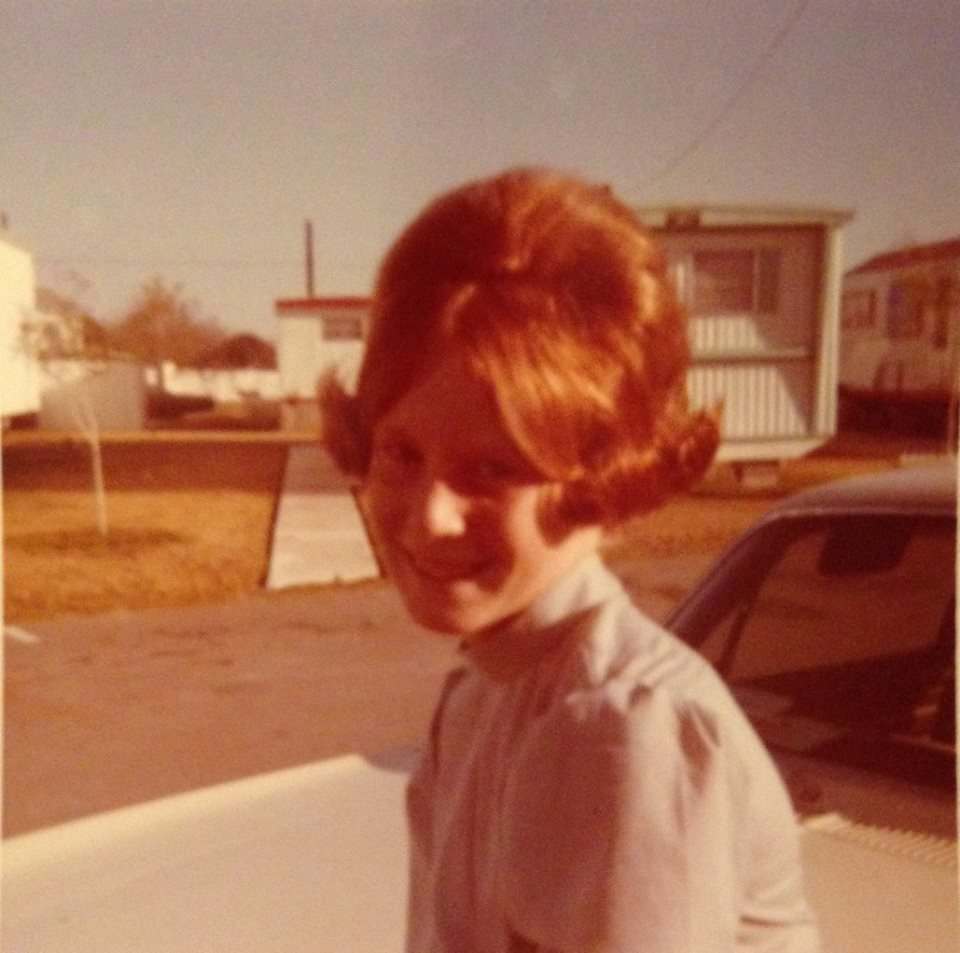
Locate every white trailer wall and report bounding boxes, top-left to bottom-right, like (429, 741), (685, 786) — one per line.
(276, 299), (369, 431)
(38, 359), (146, 432)
(841, 259), (960, 396)
(278, 310), (366, 399)
(0, 236), (40, 420)
(641, 205), (852, 463)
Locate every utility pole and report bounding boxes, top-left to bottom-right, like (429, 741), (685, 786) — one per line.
(305, 220), (315, 298)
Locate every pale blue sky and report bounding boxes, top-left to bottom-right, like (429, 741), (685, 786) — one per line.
(3, 0), (958, 338)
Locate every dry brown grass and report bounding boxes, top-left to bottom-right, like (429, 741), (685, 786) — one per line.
(3, 434), (293, 622)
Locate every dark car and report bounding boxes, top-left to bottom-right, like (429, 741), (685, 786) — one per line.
(668, 460), (957, 950)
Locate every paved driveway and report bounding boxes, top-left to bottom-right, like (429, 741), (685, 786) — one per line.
(4, 545), (711, 836)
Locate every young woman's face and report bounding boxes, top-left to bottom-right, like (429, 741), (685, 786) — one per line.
(362, 353), (600, 637)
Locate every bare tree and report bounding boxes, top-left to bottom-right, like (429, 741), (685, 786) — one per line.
(22, 284), (112, 536)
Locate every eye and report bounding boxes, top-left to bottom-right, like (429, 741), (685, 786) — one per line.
(459, 456), (529, 493)
(474, 458), (518, 482)
(372, 435), (421, 474)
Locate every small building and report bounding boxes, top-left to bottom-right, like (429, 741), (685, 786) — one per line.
(638, 204), (853, 468)
(275, 296), (371, 431)
(0, 233), (41, 424)
(840, 236), (960, 431)
(38, 358), (147, 432)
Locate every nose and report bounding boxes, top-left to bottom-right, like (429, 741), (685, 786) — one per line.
(413, 477), (469, 539)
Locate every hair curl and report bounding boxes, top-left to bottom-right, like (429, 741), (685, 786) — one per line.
(322, 167), (719, 527)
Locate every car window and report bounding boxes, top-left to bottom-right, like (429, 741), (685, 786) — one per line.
(718, 519), (952, 678)
(692, 514), (956, 779)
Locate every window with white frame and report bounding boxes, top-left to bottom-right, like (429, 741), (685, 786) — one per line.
(691, 249), (780, 314)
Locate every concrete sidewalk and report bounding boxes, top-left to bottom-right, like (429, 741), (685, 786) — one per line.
(266, 444), (380, 589)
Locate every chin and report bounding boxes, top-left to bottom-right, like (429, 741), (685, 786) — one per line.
(406, 600), (491, 638)
(398, 585), (503, 637)
(388, 561), (500, 636)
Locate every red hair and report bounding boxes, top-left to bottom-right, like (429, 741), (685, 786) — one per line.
(321, 167), (718, 526)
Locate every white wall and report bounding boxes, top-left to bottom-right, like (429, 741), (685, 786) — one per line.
(0, 236), (40, 419)
(38, 360), (146, 431)
(841, 260), (960, 395)
(276, 302), (369, 432)
(277, 312), (365, 401)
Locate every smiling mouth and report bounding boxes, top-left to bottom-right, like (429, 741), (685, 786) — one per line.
(404, 552), (491, 584)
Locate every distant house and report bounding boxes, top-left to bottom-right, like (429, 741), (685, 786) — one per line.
(840, 236), (960, 429)
(275, 296), (371, 431)
(0, 233), (41, 424)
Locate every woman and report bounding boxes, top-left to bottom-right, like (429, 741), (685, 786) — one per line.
(322, 167), (819, 953)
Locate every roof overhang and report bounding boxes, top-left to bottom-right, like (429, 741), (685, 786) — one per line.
(275, 296), (371, 315)
(636, 204), (855, 230)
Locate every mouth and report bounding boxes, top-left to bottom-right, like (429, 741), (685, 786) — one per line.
(402, 551), (492, 584)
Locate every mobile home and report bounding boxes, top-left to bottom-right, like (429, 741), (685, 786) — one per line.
(637, 205), (853, 470)
(840, 236), (960, 432)
(0, 234), (40, 425)
(275, 296), (371, 432)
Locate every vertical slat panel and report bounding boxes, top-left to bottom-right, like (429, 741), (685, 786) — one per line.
(691, 314), (767, 353)
(688, 360), (813, 439)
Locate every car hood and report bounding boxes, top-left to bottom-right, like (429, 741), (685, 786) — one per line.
(801, 812), (958, 953)
(3, 752), (957, 953)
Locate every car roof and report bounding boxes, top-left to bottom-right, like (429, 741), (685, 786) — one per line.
(766, 458), (957, 520)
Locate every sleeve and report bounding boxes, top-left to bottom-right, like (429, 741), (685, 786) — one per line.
(499, 684), (742, 953)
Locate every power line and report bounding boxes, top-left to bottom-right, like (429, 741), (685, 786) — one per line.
(37, 255), (295, 270)
(637, 0), (812, 187)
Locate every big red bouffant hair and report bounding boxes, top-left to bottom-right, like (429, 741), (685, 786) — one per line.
(321, 167), (719, 527)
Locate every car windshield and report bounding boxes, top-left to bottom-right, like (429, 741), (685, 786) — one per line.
(678, 513), (956, 789)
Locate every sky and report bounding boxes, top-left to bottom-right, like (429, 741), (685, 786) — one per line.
(3, 0), (958, 340)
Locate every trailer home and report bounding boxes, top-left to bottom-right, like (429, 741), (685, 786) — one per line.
(638, 205), (852, 469)
(839, 236), (960, 432)
(0, 234), (41, 425)
(275, 296), (371, 431)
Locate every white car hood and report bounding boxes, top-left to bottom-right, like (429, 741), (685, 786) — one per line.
(3, 754), (413, 953)
(800, 812), (957, 953)
(3, 754), (957, 953)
